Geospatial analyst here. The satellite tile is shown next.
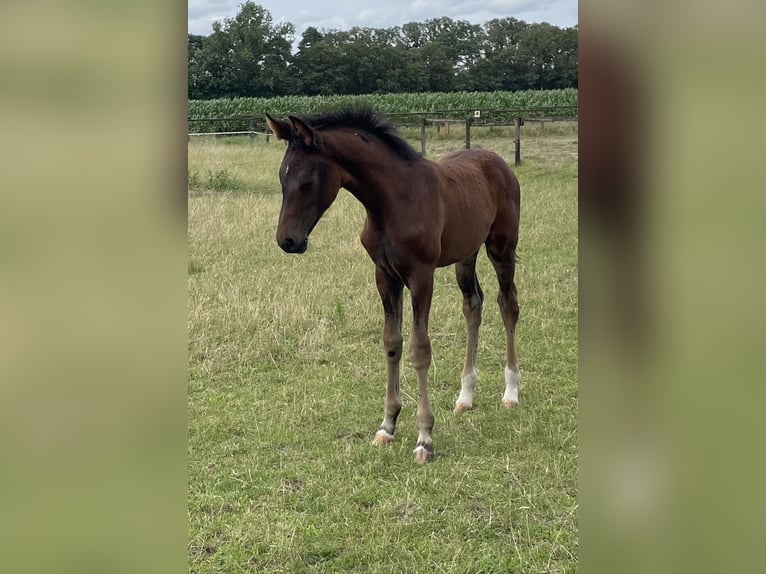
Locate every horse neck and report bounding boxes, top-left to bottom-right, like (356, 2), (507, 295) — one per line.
(324, 130), (407, 217)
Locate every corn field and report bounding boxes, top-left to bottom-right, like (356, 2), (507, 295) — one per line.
(188, 89), (578, 133)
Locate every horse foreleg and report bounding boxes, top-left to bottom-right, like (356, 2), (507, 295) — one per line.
(408, 267), (435, 463)
(372, 266), (404, 446)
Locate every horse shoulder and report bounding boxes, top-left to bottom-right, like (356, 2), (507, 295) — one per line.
(360, 215), (383, 261)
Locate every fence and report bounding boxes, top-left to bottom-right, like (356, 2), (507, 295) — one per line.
(187, 106), (578, 166)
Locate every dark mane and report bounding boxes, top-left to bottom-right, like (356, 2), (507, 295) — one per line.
(300, 108), (420, 162)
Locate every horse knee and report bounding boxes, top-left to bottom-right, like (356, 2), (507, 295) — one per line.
(384, 333), (403, 360)
(409, 338), (431, 370)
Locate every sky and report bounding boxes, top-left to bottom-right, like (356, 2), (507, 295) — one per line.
(188, 0), (578, 39)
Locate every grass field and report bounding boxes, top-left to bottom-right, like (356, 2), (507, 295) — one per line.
(188, 124), (578, 573)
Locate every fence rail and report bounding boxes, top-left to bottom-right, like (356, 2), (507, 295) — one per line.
(187, 106), (578, 165)
(188, 130), (266, 137)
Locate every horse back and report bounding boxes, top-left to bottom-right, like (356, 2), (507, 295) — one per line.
(438, 148), (519, 206)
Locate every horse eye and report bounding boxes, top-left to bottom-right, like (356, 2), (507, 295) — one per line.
(299, 182), (313, 193)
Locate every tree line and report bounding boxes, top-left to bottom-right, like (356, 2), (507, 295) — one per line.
(188, 2), (578, 101)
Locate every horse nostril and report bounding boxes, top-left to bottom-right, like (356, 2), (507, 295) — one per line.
(280, 236), (307, 253)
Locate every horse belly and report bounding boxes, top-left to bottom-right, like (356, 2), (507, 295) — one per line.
(437, 211), (493, 266)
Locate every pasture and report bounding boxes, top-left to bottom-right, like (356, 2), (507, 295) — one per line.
(188, 124), (578, 572)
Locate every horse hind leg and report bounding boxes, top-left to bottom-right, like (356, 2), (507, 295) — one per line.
(454, 252), (484, 412)
(486, 238), (521, 408)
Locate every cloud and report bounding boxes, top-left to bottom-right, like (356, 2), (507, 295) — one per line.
(409, 0), (446, 18)
(298, 16), (350, 33)
(188, 0), (577, 37)
(357, 9), (382, 23)
(188, 15), (227, 36)
(444, 0), (547, 18)
(187, 0), (236, 22)
(187, 0), (243, 35)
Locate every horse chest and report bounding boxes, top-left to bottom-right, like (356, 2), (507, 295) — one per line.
(360, 224), (427, 283)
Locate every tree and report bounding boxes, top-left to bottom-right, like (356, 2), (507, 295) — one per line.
(187, 34), (207, 100)
(418, 42), (455, 92)
(516, 22), (576, 89)
(551, 26), (578, 88)
(187, 1), (294, 99)
(187, 3), (578, 98)
(422, 17), (485, 69)
(484, 17), (528, 56)
(464, 18), (535, 91)
(293, 26), (424, 95)
(292, 29), (354, 95)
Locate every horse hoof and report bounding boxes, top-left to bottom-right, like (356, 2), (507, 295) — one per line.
(372, 430), (394, 446)
(453, 402), (473, 413)
(501, 400), (518, 408)
(412, 443), (434, 463)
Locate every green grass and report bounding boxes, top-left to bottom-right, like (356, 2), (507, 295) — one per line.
(188, 127), (578, 572)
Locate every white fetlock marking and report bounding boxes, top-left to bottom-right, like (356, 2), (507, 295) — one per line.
(375, 429), (394, 441)
(413, 445), (428, 455)
(503, 365), (520, 404)
(456, 370), (478, 408)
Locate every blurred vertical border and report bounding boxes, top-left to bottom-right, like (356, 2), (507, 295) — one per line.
(4, 0), (766, 571)
(580, 0), (766, 572)
(0, 1), (188, 572)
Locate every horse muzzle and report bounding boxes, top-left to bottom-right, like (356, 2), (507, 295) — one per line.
(278, 236), (308, 254)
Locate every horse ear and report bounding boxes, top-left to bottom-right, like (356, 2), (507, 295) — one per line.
(288, 115), (320, 148)
(265, 114), (291, 142)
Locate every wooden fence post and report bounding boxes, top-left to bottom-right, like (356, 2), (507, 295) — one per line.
(266, 124), (271, 143)
(249, 118), (255, 139)
(465, 117), (471, 149)
(514, 116), (522, 166)
(420, 117), (427, 156)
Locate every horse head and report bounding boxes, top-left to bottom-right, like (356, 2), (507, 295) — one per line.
(266, 114), (343, 254)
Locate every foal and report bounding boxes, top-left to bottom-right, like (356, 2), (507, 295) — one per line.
(266, 109), (521, 463)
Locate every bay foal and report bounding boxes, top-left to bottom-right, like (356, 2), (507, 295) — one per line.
(266, 109), (521, 463)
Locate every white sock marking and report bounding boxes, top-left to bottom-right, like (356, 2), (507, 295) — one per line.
(456, 369), (478, 407)
(503, 365), (520, 404)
